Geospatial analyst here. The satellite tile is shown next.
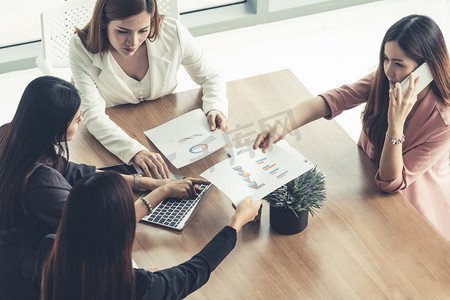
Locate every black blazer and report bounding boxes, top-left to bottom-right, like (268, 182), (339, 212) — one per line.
(34, 227), (237, 300)
(0, 162), (95, 300)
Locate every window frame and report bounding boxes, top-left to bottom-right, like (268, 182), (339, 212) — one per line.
(0, 0), (382, 73)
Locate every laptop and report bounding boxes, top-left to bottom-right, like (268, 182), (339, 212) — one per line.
(140, 183), (211, 231)
(99, 164), (210, 231)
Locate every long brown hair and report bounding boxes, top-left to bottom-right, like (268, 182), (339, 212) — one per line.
(362, 14), (450, 154)
(77, 0), (162, 53)
(41, 172), (136, 300)
(0, 76), (80, 232)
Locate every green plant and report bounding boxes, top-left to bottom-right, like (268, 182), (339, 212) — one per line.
(264, 167), (326, 216)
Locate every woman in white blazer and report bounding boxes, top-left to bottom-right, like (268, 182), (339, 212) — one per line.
(69, 0), (228, 178)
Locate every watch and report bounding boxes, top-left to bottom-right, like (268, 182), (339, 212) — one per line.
(133, 173), (143, 191)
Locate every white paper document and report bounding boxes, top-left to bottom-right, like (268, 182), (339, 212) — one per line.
(144, 109), (229, 168)
(200, 141), (314, 205)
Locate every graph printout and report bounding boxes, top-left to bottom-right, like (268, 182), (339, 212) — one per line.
(200, 141), (314, 205)
(144, 109), (229, 168)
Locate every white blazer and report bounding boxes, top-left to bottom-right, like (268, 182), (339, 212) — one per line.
(69, 17), (228, 164)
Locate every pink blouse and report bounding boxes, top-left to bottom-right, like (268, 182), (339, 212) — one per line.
(320, 73), (450, 241)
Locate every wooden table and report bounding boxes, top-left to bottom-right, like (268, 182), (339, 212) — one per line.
(69, 70), (450, 299)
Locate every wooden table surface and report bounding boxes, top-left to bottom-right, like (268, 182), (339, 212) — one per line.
(68, 69), (450, 299)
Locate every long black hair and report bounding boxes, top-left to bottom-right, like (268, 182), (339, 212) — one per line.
(41, 172), (136, 300)
(0, 76), (81, 231)
(362, 14), (450, 155)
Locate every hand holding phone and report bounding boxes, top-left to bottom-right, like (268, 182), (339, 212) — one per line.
(399, 62), (433, 95)
(388, 62), (434, 130)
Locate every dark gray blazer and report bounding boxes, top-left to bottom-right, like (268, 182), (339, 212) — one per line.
(0, 162), (95, 300)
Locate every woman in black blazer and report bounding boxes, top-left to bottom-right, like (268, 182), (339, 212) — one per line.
(39, 172), (262, 300)
(0, 76), (206, 299)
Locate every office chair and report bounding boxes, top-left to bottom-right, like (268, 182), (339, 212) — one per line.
(158, 0), (179, 20)
(35, 0), (94, 77)
(35, 0), (179, 77)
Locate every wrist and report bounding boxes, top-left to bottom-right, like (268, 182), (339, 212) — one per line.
(135, 194), (153, 221)
(228, 216), (243, 233)
(141, 177), (162, 190)
(140, 197), (153, 215)
(133, 174), (146, 192)
(386, 126), (403, 139)
(158, 184), (171, 198)
(386, 132), (405, 145)
(274, 120), (289, 138)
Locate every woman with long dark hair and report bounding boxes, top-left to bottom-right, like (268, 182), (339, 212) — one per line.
(39, 172), (261, 300)
(253, 15), (450, 241)
(0, 76), (88, 300)
(70, 0), (229, 179)
(0, 76), (207, 299)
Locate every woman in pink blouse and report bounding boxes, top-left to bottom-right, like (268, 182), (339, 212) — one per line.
(253, 15), (450, 241)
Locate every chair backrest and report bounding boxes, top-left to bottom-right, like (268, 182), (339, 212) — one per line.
(36, 0), (93, 76)
(36, 0), (179, 76)
(157, 0), (179, 19)
(40, 0), (94, 68)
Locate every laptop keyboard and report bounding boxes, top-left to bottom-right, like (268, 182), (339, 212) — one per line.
(142, 184), (210, 230)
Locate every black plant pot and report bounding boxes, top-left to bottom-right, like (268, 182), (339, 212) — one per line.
(269, 206), (308, 235)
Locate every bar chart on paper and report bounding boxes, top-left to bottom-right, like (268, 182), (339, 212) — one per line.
(257, 157), (289, 179)
(232, 165), (266, 190)
(201, 141), (314, 204)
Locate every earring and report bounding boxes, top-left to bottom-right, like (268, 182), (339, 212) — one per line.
(101, 24), (105, 29)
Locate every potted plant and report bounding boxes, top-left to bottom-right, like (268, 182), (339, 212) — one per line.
(264, 167), (326, 235)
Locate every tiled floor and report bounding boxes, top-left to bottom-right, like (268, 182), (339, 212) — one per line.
(1, 0), (450, 143)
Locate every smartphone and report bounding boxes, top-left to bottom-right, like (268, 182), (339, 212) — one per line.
(399, 62), (434, 95)
(99, 163), (142, 175)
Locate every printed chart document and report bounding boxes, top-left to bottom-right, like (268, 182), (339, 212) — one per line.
(200, 141), (314, 205)
(144, 109), (229, 168)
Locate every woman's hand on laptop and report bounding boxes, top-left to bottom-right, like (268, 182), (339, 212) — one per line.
(140, 177), (174, 190)
(161, 177), (210, 199)
(135, 177), (209, 221)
